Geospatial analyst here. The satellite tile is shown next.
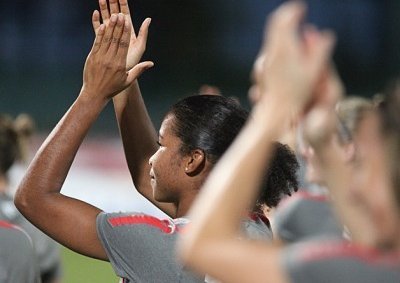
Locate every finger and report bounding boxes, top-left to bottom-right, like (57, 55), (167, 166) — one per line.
(109, 0), (120, 14)
(99, 0), (111, 24)
(119, 0), (131, 16)
(91, 24), (106, 54)
(109, 13), (125, 54)
(100, 14), (118, 53)
(92, 10), (101, 34)
(126, 61), (154, 84)
(117, 17), (132, 58)
(267, 1), (306, 52)
(119, 0), (136, 37)
(308, 31), (336, 80)
(136, 18), (151, 51)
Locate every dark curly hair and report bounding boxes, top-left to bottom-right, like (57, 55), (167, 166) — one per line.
(256, 142), (299, 209)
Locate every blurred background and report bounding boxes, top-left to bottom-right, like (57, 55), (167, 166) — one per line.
(2, 0), (400, 282)
(2, 0), (400, 132)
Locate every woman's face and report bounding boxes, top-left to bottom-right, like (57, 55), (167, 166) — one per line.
(350, 111), (400, 246)
(296, 127), (325, 185)
(300, 143), (324, 185)
(149, 115), (186, 203)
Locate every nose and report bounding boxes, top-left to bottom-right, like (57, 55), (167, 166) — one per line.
(149, 152), (156, 166)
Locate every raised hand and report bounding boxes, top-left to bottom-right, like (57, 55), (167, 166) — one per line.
(302, 67), (344, 149)
(92, 0), (151, 70)
(82, 13), (153, 101)
(257, 2), (336, 113)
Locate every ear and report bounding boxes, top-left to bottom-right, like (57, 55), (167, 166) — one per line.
(184, 149), (206, 176)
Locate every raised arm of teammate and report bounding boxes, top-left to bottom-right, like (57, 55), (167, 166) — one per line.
(15, 14), (153, 260)
(178, 2), (335, 282)
(92, 0), (177, 217)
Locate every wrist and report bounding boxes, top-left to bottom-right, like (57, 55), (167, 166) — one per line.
(251, 99), (290, 140)
(79, 87), (110, 108)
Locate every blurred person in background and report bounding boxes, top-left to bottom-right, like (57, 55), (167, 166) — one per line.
(0, 220), (41, 283)
(0, 114), (62, 283)
(178, 2), (400, 282)
(273, 96), (373, 244)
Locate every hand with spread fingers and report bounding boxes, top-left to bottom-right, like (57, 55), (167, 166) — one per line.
(256, 2), (336, 114)
(92, 0), (151, 71)
(82, 13), (153, 101)
(91, 0), (178, 218)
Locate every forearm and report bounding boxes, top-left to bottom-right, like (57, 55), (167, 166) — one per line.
(179, 99), (288, 279)
(113, 81), (157, 181)
(113, 81), (176, 216)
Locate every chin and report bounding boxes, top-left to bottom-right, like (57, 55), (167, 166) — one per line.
(153, 192), (167, 203)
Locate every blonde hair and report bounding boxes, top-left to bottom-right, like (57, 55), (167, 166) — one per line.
(335, 96), (373, 144)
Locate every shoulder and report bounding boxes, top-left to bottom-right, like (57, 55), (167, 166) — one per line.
(97, 212), (188, 234)
(282, 241), (400, 283)
(242, 213), (273, 241)
(0, 220), (31, 243)
(0, 221), (40, 283)
(273, 190), (336, 234)
(278, 190), (329, 211)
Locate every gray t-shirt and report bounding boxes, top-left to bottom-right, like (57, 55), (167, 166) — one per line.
(243, 213), (273, 241)
(97, 212), (272, 283)
(0, 193), (62, 277)
(0, 221), (41, 283)
(97, 212), (204, 283)
(274, 191), (343, 243)
(282, 240), (400, 283)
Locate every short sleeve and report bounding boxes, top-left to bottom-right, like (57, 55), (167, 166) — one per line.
(281, 241), (400, 283)
(274, 195), (342, 243)
(96, 212), (204, 283)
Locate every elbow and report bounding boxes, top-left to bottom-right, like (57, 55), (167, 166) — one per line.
(14, 177), (39, 218)
(14, 181), (30, 214)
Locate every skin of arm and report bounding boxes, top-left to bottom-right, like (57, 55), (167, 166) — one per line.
(14, 14), (153, 260)
(178, 2), (335, 282)
(93, 0), (177, 216)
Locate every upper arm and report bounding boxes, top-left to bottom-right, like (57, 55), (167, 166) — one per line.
(15, 184), (108, 261)
(97, 213), (191, 281)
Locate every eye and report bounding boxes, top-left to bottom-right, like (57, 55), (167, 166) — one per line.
(156, 141), (162, 147)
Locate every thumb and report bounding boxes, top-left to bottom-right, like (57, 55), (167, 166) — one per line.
(126, 61), (154, 84)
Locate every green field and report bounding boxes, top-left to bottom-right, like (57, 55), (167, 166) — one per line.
(61, 246), (119, 283)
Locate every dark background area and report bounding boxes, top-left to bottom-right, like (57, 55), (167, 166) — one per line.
(1, 0), (400, 134)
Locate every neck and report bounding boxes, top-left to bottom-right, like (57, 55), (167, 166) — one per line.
(0, 175), (7, 193)
(174, 192), (198, 218)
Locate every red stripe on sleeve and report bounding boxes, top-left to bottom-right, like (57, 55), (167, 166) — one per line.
(0, 220), (17, 230)
(299, 242), (400, 266)
(108, 215), (173, 234)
